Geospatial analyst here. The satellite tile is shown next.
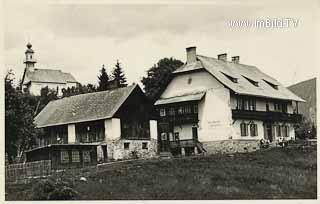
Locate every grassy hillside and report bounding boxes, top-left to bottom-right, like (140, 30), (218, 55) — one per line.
(6, 145), (317, 200)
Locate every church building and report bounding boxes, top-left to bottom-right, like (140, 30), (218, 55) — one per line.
(21, 43), (78, 96)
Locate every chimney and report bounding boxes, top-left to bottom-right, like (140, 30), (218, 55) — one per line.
(186, 46), (197, 64)
(217, 53), (227, 61)
(231, 56), (240, 63)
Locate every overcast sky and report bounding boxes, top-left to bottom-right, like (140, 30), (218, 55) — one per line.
(4, 0), (319, 87)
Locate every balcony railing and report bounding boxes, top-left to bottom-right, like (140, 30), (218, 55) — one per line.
(169, 139), (197, 148)
(159, 113), (198, 124)
(232, 109), (302, 123)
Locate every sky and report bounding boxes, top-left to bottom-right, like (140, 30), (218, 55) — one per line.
(3, 0), (319, 88)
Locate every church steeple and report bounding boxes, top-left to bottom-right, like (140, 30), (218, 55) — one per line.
(24, 42), (37, 71)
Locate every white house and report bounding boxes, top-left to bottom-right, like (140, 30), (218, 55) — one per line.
(21, 43), (78, 96)
(154, 47), (305, 155)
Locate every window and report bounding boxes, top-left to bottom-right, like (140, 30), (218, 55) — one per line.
(237, 97), (256, 111)
(142, 142), (148, 150)
(276, 125), (281, 137)
(60, 150), (69, 163)
(193, 105), (198, 113)
(82, 151), (91, 163)
(250, 124), (258, 136)
(184, 106), (192, 114)
(242, 75), (259, 87)
(178, 107), (183, 115)
(274, 102), (281, 112)
(281, 103), (288, 113)
(160, 108), (166, 117)
(283, 125), (289, 137)
(248, 99), (256, 111)
(124, 142), (130, 150)
(174, 132), (180, 141)
(169, 107), (175, 116)
(240, 122), (248, 136)
(188, 77), (192, 84)
(221, 72), (238, 83)
(72, 150), (80, 163)
(263, 79), (278, 90)
(161, 133), (167, 140)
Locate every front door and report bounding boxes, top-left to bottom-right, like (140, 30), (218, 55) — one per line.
(160, 133), (170, 152)
(192, 127), (198, 141)
(265, 124), (273, 142)
(102, 145), (108, 161)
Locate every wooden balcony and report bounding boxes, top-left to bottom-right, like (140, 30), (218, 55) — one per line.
(169, 139), (197, 148)
(232, 109), (302, 123)
(159, 113), (198, 124)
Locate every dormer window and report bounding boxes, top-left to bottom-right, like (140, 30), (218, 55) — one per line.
(221, 72), (238, 83)
(263, 79), (278, 90)
(242, 75), (259, 87)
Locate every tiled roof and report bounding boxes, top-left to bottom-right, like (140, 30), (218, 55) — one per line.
(173, 55), (305, 102)
(155, 91), (206, 105)
(23, 68), (78, 84)
(34, 84), (138, 128)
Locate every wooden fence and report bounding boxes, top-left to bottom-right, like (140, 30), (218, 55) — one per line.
(5, 160), (51, 183)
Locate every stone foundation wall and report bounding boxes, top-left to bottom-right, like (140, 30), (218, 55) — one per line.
(202, 139), (260, 154)
(107, 138), (157, 160)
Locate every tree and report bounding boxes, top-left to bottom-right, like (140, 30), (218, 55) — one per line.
(141, 57), (184, 102)
(112, 60), (127, 88)
(295, 116), (317, 139)
(97, 64), (110, 91)
(5, 70), (38, 163)
(61, 83), (97, 98)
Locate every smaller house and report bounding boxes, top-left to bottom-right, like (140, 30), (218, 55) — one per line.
(21, 43), (78, 96)
(26, 84), (158, 169)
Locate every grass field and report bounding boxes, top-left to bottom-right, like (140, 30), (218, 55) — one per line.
(6, 145), (317, 200)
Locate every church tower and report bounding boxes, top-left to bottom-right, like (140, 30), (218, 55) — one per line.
(24, 42), (37, 71)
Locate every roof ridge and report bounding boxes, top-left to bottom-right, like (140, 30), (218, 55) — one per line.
(197, 54), (257, 68)
(57, 84), (136, 101)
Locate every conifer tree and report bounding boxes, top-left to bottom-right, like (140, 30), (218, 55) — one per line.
(112, 60), (127, 88)
(97, 64), (110, 91)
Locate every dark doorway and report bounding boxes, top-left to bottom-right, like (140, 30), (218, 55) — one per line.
(102, 145), (107, 161)
(160, 133), (170, 152)
(192, 127), (198, 141)
(265, 124), (274, 142)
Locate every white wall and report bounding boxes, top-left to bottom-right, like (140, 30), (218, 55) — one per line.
(161, 70), (223, 98)
(28, 82), (67, 96)
(67, 124), (76, 143)
(173, 124), (193, 140)
(198, 87), (233, 142)
(150, 120), (158, 140)
(231, 120), (264, 140)
(104, 118), (121, 141)
(27, 82), (77, 96)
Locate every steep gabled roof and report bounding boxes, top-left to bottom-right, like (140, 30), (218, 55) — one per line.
(22, 68), (78, 85)
(34, 84), (138, 128)
(173, 55), (305, 102)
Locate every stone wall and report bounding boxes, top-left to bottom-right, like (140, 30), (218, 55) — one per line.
(202, 139), (260, 154)
(107, 138), (157, 160)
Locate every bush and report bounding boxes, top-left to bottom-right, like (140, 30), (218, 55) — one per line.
(30, 172), (79, 200)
